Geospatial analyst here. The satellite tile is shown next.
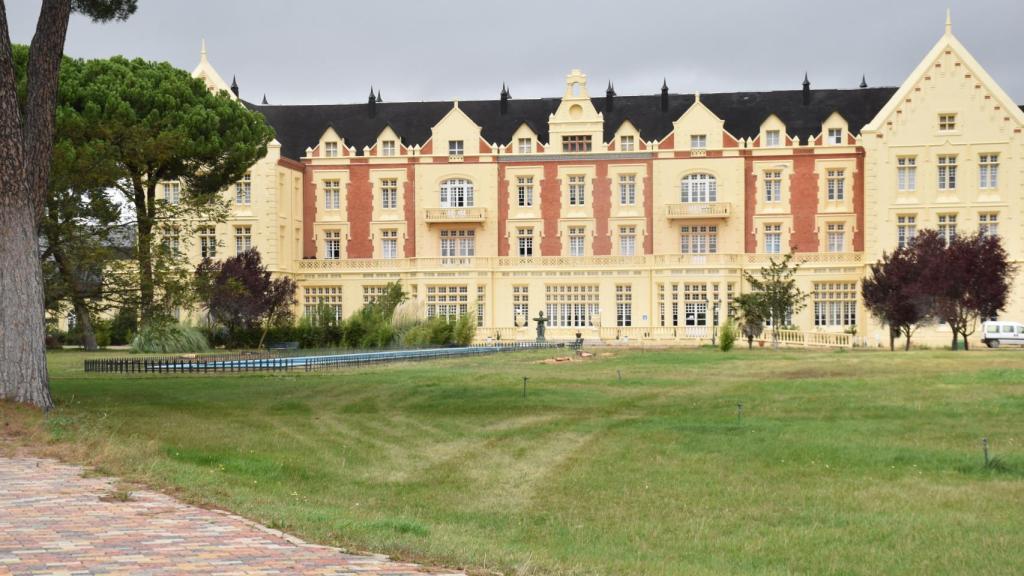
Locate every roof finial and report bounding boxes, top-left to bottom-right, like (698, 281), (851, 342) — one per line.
(860, 75), (868, 89)
(945, 8), (952, 35)
(376, 89), (382, 103)
(200, 38), (207, 58)
(230, 75), (239, 97)
(261, 93), (268, 105)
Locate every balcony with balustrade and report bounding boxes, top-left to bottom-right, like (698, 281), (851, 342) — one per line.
(424, 207), (488, 223)
(665, 202), (731, 219)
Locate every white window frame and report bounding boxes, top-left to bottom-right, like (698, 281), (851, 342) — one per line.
(764, 170), (782, 203)
(897, 156), (916, 192)
(380, 178), (398, 209)
(979, 154), (999, 189)
(681, 173), (717, 203)
(516, 176), (534, 207)
(619, 226), (637, 257)
(568, 175), (586, 206)
(619, 135), (635, 152)
(448, 140), (464, 156)
(938, 155), (957, 190)
(235, 173), (252, 205)
(381, 140), (396, 157)
(440, 178), (474, 208)
(323, 179), (341, 210)
(765, 130), (781, 147)
(517, 137), (532, 154)
(826, 169), (845, 201)
(619, 174), (637, 205)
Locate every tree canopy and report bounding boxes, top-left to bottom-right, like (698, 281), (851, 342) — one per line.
(54, 54), (276, 322)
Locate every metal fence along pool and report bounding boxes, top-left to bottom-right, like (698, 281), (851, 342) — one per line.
(84, 341), (577, 374)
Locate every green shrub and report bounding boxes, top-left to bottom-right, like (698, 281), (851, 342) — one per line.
(131, 323), (210, 354)
(109, 307), (138, 345)
(454, 314), (476, 346)
(718, 320), (736, 352)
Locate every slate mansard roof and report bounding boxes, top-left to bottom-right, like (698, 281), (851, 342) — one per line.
(246, 87), (899, 161)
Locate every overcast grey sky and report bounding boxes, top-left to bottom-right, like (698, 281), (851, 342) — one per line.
(8, 0), (1024, 105)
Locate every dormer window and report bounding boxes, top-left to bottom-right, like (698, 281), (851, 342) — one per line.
(939, 113), (957, 132)
(517, 137), (532, 154)
(690, 134), (707, 149)
(563, 135), (592, 153)
(448, 140), (464, 156)
(381, 140), (396, 156)
(827, 128), (843, 145)
(619, 135), (635, 152)
(325, 141), (338, 157)
(765, 130), (781, 147)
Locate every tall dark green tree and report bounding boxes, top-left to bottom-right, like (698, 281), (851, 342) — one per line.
(1, 0), (137, 410)
(55, 54), (275, 323)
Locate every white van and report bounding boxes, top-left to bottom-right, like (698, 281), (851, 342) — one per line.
(981, 321), (1024, 348)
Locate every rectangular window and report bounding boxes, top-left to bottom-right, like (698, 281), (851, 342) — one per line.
(381, 140), (396, 156)
(303, 287), (342, 321)
(619, 135), (635, 151)
(516, 176), (534, 207)
(163, 182), (181, 205)
(680, 225), (718, 254)
(813, 282), (857, 327)
(827, 169), (845, 201)
(448, 140), (464, 156)
(381, 229), (398, 259)
(569, 226), (585, 257)
(513, 285), (529, 327)
(619, 226), (636, 256)
(938, 113), (957, 132)
(161, 227), (180, 255)
(690, 134), (707, 149)
(235, 173), (252, 205)
(937, 155), (957, 190)
(363, 285), (388, 305)
(568, 175), (586, 206)
(979, 154), (999, 189)
(517, 137), (532, 154)
(764, 170), (782, 202)
(517, 227), (534, 257)
(683, 283), (709, 327)
(938, 214), (957, 245)
(562, 135), (592, 153)
(897, 215), (916, 249)
(199, 226), (217, 258)
(324, 179), (341, 209)
(426, 285), (469, 321)
(826, 223), (845, 253)
(828, 128), (843, 145)
(545, 284), (599, 327)
(476, 285), (486, 328)
(616, 284), (633, 327)
(234, 225), (252, 255)
(764, 223), (782, 254)
(380, 178), (398, 209)
(619, 174), (636, 205)
(324, 141), (338, 157)
(897, 157), (917, 191)
(440, 229), (475, 259)
(324, 230), (341, 260)
(979, 212), (999, 238)
(765, 130), (781, 147)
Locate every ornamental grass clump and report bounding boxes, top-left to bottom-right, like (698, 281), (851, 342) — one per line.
(130, 323), (209, 354)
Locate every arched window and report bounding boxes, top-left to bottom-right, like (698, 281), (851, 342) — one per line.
(681, 173), (717, 203)
(440, 178), (474, 208)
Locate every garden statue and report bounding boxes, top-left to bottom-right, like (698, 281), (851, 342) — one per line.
(533, 310), (548, 342)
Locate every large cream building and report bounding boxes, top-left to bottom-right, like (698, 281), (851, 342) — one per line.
(180, 16), (1023, 346)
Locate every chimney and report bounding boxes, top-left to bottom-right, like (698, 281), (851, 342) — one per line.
(802, 73), (811, 105)
(859, 75), (868, 89)
(500, 83), (509, 115)
(230, 75), (239, 98)
(368, 86), (377, 118)
(606, 81), (615, 111)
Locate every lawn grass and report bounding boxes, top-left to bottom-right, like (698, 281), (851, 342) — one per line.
(3, 347), (1024, 575)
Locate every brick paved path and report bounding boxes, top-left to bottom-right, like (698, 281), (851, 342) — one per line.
(0, 457), (464, 576)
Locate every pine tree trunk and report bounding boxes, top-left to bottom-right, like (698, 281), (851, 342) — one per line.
(52, 247), (98, 351)
(889, 328), (895, 352)
(0, 194), (53, 409)
(962, 330), (970, 351)
(0, 0), (73, 410)
(134, 179), (156, 323)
